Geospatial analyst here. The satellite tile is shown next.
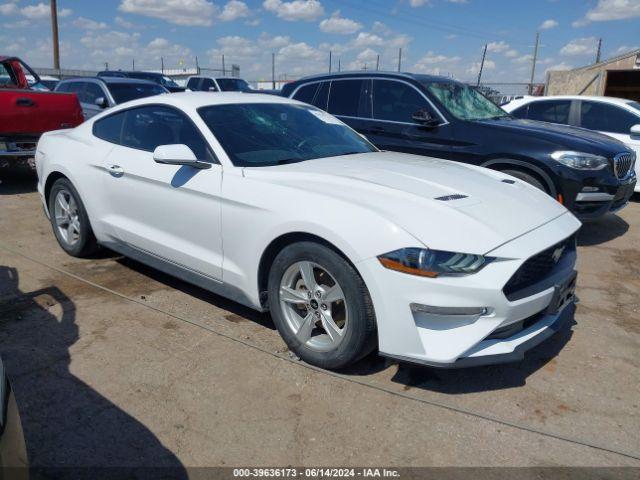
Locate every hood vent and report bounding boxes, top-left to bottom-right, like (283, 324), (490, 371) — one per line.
(435, 194), (468, 201)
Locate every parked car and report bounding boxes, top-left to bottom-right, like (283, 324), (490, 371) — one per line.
(36, 92), (580, 370)
(503, 95), (640, 192)
(185, 76), (252, 92)
(0, 56), (83, 166)
(97, 70), (185, 92)
(26, 74), (60, 91)
(282, 72), (637, 220)
(54, 77), (168, 119)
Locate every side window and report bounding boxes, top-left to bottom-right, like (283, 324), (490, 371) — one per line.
(187, 77), (201, 90)
(55, 82), (69, 93)
(200, 78), (217, 91)
(62, 82), (87, 101)
(328, 79), (367, 117)
(93, 111), (126, 144)
(120, 106), (214, 161)
(312, 81), (329, 110)
(510, 105), (528, 119)
(84, 83), (106, 104)
(372, 80), (430, 123)
(580, 101), (638, 134)
(292, 83), (318, 104)
(526, 100), (570, 124)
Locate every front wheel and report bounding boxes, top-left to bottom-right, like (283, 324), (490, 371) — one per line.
(267, 242), (377, 370)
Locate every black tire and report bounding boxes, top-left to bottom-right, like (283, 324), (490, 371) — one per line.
(48, 178), (99, 257)
(502, 169), (548, 193)
(268, 241), (377, 370)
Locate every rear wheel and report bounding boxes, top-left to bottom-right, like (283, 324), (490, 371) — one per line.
(48, 178), (99, 257)
(268, 242), (377, 370)
(502, 169), (548, 193)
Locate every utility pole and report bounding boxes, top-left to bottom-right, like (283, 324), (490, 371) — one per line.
(50, 0), (60, 71)
(105, 62), (109, 70)
(338, 58), (341, 72)
(195, 56), (200, 74)
(376, 54), (380, 71)
(132, 59), (135, 70)
(397, 48), (402, 72)
(529, 33), (540, 94)
(222, 54), (226, 76)
(271, 53), (276, 90)
(161, 57), (164, 74)
(329, 50), (332, 73)
(477, 43), (487, 87)
(595, 38), (602, 64)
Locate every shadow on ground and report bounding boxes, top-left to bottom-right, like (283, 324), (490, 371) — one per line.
(0, 169), (37, 195)
(0, 266), (187, 478)
(578, 215), (629, 247)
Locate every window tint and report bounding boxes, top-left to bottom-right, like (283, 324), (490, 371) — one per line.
(200, 78), (217, 91)
(526, 100), (570, 124)
(59, 82), (86, 99)
(187, 78), (201, 90)
(328, 79), (366, 117)
(84, 83), (106, 103)
(93, 111), (125, 144)
(216, 78), (251, 92)
(292, 83), (319, 104)
(373, 80), (429, 123)
(580, 101), (639, 134)
(313, 81), (329, 110)
(119, 106), (213, 160)
(108, 83), (166, 104)
(510, 105), (528, 119)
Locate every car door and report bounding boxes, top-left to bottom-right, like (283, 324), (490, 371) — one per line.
(82, 82), (109, 119)
(366, 78), (455, 158)
(578, 100), (640, 159)
(98, 104), (224, 280)
(186, 77), (201, 91)
(200, 78), (219, 92)
(520, 99), (574, 126)
(57, 81), (93, 118)
(325, 78), (372, 135)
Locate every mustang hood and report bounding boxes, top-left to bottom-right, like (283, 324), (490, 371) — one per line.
(246, 152), (573, 255)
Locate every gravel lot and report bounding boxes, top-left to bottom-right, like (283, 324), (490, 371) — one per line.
(0, 170), (639, 470)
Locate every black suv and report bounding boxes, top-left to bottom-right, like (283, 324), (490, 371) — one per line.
(97, 70), (185, 93)
(282, 72), (636, 220)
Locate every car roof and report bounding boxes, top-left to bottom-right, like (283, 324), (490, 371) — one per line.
(93, 91), (300, 115)
(59, 76), (159, 86)
(287, 70), (455, 85)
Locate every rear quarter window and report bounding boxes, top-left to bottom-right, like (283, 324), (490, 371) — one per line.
(93, 111), (125, 144)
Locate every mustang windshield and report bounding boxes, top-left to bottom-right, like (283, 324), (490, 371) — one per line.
(424, 81), (509, 121)
(198, 103), (377, 167)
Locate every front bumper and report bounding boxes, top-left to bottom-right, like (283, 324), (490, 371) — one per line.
(357, 212), (581, 367)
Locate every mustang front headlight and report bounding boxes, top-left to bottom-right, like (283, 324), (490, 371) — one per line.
(377, 248), (492, 277)
(551, 151), (608, 170)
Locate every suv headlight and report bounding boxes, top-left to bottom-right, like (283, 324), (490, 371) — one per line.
(551, 151), (608, 170)
(378, 248), (493, 277)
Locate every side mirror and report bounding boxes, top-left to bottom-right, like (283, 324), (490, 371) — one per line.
(94, 97), (108, 108)
(412, 109), (440, 128)
(153, 144), (211, 169)
(630, 124), (640, 137)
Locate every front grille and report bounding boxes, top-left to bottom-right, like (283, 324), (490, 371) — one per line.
(613, 152), (635, 179)
(503, 235), (576, 300)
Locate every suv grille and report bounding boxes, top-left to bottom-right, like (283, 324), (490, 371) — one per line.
(503, 235), (576, 300)
(613, 152), (635, 179)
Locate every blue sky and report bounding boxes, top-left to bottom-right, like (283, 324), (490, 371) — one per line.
(1, 0), (639, 84)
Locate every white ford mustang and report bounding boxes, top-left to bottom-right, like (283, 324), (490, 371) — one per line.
(35, 92), (581, 370)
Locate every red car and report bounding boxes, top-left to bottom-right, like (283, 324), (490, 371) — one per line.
(0, 56), (83, 167)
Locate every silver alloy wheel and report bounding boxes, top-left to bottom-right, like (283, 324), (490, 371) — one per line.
(279, 261), (349, 352)
(53, 189), (81, 247)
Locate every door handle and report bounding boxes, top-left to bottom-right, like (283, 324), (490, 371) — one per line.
(16, 98), (35, 107)
(105, 164), (124, 176)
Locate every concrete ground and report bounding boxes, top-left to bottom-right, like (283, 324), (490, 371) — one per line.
(0, 170), (639, 470)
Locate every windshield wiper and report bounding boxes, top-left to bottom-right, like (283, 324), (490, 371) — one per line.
(276, 158), (306, 165)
